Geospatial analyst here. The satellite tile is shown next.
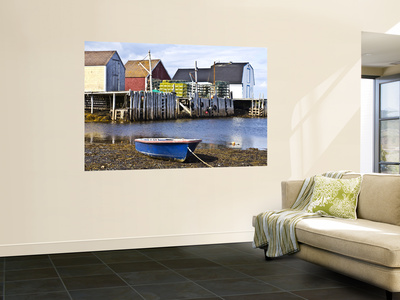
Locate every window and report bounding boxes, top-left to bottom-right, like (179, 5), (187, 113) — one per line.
(374, 75), (400, 174)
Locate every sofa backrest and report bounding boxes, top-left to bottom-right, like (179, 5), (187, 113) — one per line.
(354, 173), (400, 226)
(281, 173), (400, 226)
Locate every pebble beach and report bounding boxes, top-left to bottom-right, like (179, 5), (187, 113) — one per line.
(85, 142), (268, 171)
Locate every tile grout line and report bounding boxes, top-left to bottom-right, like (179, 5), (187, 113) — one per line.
(91, 252), (147, 300)
(265, 259), (381, 299)
(142, 245), (307, 299)
(47, 254), (74, 300)
(214, 251), (372, 300)
(136, 249), (224, 300)
(211, 264), (290, 298)
(154, 264), (225, 300)
(203, 250), (310, 299)
(172, 249), (309, 300)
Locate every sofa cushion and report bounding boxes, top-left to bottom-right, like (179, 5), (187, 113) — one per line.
(307, 176), (362, 219)
(357, 174), (400, 226)
(296, 217), (400, 268)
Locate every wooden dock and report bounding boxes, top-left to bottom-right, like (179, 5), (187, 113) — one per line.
(130, 91), (177, 121)
(249, 99), (267, 117)
(84, 91), (236, 121)
(188, 94), (234, 117)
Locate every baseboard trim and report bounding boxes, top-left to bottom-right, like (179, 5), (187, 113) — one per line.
(0, 230), (254, 257)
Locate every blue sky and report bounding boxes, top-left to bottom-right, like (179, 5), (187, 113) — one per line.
(85, 41), (267, 98)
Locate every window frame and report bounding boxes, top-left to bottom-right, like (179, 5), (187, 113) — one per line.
(374, 74), (400, 173)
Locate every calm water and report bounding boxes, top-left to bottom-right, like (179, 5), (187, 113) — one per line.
(85, 117), (267, 150)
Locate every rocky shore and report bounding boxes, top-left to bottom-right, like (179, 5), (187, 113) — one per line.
(85, 142), (268, 171)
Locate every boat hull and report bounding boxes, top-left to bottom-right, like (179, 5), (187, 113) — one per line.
(134, 138), (202, 162)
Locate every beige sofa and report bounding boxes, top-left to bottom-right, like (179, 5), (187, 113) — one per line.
(258, 173), (400, 300)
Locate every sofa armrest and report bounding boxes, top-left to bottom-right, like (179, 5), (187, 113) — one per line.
(281, 180), (304, 209)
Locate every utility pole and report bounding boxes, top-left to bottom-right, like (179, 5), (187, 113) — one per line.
(148, 50), (153, 91)
(138, 50), (153, 92)
(213, 61), (216, 97)
(195, 61), (198, 94)
(213, 61), (216, 86)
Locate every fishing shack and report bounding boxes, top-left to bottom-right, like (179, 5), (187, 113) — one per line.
(172, 62), (255, 99)
(84, 51), (125, 92)
(125, 58), (170, 92)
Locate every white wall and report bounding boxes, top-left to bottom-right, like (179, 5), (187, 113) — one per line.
(1, 0), (400, 257)
(84, 66), (106, 92)
(230, 84), (243, 98)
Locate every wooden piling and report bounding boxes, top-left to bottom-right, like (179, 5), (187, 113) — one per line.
(129, 90), (133, 120)
(112, 93), (116, 120)
(90, 94), (94, 114)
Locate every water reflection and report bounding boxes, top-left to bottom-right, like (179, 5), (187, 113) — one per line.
(85, 117), (267, 150)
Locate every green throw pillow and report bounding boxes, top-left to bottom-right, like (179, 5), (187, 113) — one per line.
(307, 176), (362, 219)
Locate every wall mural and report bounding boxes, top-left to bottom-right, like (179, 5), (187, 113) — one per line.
(84, 42), (267, 170)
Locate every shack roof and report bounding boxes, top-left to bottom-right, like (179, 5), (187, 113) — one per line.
(85, 51), (121, 66)
(172, 68), (212, 82)
(172, 62), (250, 84)
(212, 62), (249, 84)
(125, 59), (161, 78)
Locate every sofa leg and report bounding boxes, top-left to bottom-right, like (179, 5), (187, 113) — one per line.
(386, 290), (392, 300)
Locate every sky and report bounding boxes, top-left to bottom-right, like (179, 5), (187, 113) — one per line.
(85, 41), (268, 98)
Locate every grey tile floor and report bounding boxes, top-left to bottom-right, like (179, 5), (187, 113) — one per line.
(0, 242), (398, 300)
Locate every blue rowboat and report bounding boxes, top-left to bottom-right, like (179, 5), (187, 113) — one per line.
(134, 138), (202, 162)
